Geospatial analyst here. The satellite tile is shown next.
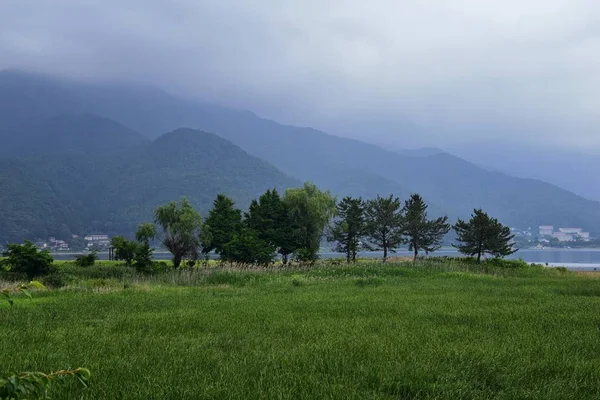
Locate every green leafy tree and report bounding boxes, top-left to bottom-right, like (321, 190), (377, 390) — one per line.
(284, 182), (336, 262)
(154, 197), (202, 268)
(221, 228), (275, 265)
(329, 197), (367, 263)
(364, 195), (404, 262)
(134, 223), (156, 272)
(203, 194), (242, 255)
(111, 236), (137, 266)
(135, 222), (156, 244)
(402, 194), (450, 261)
(199, 223), (213, 263)
(1, 241), (54, 279)
(453, 209), (517, 263)
(246, 189), (296, 263)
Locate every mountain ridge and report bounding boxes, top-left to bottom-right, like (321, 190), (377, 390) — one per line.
(1, 70), (599, 234)
(0, 122), (299, 243)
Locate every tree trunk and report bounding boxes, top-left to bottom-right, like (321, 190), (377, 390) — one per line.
(413, 247), (418, 262)
(383, 247), (388, 263)
(282, 253), (288, 264)
(346, 250), (351, 264)
(173, 255), (182, 269)
(477, 251), (481, 264)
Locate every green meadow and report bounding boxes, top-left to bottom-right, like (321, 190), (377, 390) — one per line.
(2, 261), (600, 399)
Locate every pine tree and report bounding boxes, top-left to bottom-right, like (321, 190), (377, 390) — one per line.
(202, 194), (242, 255)
(245, 189), (296, 263)
(453, 209), (517, 262)
(364, 195), (404, 262)
(402, 194), (450, 261)
(329, 197), (366, 263)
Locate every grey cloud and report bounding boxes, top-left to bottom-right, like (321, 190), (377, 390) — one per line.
(1, 0), (599, 149)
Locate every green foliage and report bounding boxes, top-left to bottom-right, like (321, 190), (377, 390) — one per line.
(453, 208), (518, 262)
(133, 243), (154, 273)
(1, 241), (54, 280)
(203, 194), (242, 255)
(154, 197), (202, 268)
(402, 194), (450, 260)
(42, 272), (69, 289)
(221, 228), (275, 265)
(329, 196), (367, 263)
(0, 368), (90, 399)
(284, 182), (336, 262)
(74, 250), (98, 268)
(135, 223), (156, 244)
(1, 281), (45, 307)
(58, 263), (132, 280)
(364, 195), (404, 261)
(1, 262), (598, 399)
(4, 71), (600, 246)
(0, 123), (297, 246)
(292, 248), (317, 263)
(110, 236), (137, 266)
(245, 189), (296, 263)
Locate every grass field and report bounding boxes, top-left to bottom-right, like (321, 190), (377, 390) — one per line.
(2, 261), (600, 399)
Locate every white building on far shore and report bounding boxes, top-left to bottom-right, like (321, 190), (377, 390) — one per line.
(84, 234), (110, 248)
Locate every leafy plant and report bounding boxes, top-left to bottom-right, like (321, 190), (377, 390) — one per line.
(1, 242), (54, 279)
(0, 368), (91, 399)
(221, 228), (275, 265)
(1, 281), (45, 307)
(74, 251), (98, 268)
(110, 236), (138, 266)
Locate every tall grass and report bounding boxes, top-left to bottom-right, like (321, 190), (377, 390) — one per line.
(1, 260), (598, 398)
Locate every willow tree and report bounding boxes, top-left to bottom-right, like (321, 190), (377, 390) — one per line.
(154, 197), (202, 268)
(283, 182), (336, 262)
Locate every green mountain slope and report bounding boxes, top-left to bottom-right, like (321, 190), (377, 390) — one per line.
(0, 124), (298, 243)
(1, 70), (599, 233)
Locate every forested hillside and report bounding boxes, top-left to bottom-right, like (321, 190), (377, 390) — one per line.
(0, 124), (298, 243)
(2, 70), (600, 236)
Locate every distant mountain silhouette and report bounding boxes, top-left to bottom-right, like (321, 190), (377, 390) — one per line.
(0, 114), (148, 157)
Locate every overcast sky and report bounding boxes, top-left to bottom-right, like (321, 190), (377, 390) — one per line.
(1, 0), (599, 149)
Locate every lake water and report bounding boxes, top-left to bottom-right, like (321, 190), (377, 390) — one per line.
(51, 248), (600, 271)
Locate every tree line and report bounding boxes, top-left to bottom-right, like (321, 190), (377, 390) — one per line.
(108, 182), (516, 268)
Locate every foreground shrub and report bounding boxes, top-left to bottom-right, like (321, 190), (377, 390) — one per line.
(1, 281), (45, 307)
(42, 272), (70, 288)
(74, 251), (98, 268)
(0, 368), (90, 399)
(58, 263), (132, 280)
(221, 229), (274, 265)
(0, 241), (54, 279)
(135, 261), (170, 275)
(484, 258), (528, 269)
